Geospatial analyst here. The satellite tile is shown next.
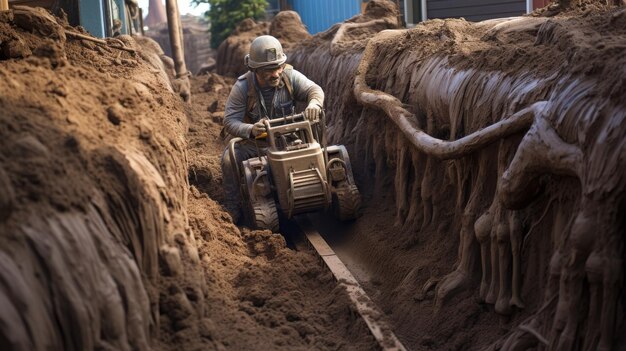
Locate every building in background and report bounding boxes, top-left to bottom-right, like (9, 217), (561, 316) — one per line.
(273, 0), (553, 34)
(266, 0), (281, 18)
(70, 0), (142, 37)
(8, 0), (142, 37)
(280, 0), (362, 34)
(399, 0), (551, 27)
(266, 0), (290, 18)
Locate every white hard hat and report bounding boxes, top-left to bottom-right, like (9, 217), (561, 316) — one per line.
(244, 35), (287, 69)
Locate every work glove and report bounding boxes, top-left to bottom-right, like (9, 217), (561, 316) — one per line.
(303, 101), (322, 122)
(251, 120), (266, 138)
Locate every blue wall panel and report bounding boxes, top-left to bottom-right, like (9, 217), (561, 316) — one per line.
(79, 0), (105, 38)
(288, 0), (361, 34)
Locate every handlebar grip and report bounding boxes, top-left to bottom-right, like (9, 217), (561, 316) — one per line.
(266, 113), (306, 126)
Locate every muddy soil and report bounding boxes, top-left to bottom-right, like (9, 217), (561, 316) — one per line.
(184, 73), (378, 351)
(286, 1), (626, 350)
(2, 1), (625, 351)
(0, 6), (376, 351)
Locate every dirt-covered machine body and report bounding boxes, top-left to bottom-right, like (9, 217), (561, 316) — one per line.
(266, 117), (329, 217)
(229, 114), (361, 231)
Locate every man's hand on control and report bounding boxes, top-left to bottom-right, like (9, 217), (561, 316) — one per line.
(304, 102), (322, 122)
(251, 120), (266, 137)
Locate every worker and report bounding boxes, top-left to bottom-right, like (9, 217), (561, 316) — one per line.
(221, 35), (324, 223)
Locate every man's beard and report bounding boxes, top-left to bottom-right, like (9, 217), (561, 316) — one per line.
(268, 77), (280, 86)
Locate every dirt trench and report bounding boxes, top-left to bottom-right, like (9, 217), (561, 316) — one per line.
(1, 1), (626, 351)
(0, 6), (377, 351)
(283, 1), (626, 350)
(186, 0), (626, 349)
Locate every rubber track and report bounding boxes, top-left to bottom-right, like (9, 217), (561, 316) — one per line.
(333, 185), (361, 221)
(253, 197), (279, 232)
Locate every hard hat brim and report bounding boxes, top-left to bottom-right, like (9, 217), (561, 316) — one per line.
(247, 55), (287, 69)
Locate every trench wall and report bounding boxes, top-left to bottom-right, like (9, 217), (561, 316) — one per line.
(289, 5), (625, 350)
(0, 10), (204, 350)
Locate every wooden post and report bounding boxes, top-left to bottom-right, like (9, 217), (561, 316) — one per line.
(1, 0), (9, 11)
(138, 7), (144, 35)
(165, 0), (188, 78)
(165, 0), (191, 102)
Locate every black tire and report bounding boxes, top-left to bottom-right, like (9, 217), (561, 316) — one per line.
(332, 185), (361, 221)
(252, 196), (279, 232)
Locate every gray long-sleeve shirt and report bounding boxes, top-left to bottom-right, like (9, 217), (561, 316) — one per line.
(223, 67), (324, 139)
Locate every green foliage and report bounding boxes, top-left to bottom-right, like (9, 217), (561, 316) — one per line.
(193, 0), (268, 48)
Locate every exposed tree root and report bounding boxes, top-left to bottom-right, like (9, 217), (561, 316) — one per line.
(499, 116), (582, 209)
(330, 19), (394, 55)
(350, 18), (625, 351)
(288, 3), (626, 349)
(65, 30), (136, 53)
(354, 31), (551, 161)
(354, 29), (553, 311)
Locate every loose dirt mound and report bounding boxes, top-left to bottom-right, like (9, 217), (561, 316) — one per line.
(296, 0), (400, 55)
(215, 10), (312, 77)
(215, 18), (269, 77)
(270, 10), (311, 49)
(184, 72), (378, 350)
(1, 6), (192, 350)
(1, 6), (377, 351)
